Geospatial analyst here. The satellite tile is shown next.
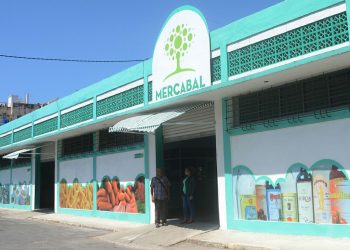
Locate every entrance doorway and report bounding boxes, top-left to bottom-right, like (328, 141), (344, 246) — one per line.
(164, 136), (219, 222)
(39, 161), (55, 210)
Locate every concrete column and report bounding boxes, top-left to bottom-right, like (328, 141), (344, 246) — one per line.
(214, 99), (228, 229)
(148, 134), (157, 224)
(31, 150), (36, 210)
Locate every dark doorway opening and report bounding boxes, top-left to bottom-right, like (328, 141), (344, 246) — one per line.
(164, 136), (219, 223)
(39, 161), (55, 210)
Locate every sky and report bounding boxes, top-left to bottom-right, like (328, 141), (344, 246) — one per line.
(0, 0), (283, 103)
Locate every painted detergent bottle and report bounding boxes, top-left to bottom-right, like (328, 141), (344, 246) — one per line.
(297, 168), (314, 223)
(255, 184), (267, 220)
(313, 167), (332, 224)
(329, 166), (348, 224)
(266, 181), (281, 221)
(237, 172), (257, 220)
(280, 181), (298, 222)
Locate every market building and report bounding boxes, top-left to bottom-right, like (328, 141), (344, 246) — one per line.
(1, 0), (350, 237)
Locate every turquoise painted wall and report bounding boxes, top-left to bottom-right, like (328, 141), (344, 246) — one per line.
(0, 0), (347, 151)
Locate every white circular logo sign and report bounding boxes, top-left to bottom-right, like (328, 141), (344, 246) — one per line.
(152, 6), (211, 102)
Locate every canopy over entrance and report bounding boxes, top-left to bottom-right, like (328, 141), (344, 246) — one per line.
(108, 102), (214, 134)
(2, 148), (35, 159)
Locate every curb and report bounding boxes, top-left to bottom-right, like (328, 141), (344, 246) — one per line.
(29, 216), (121, 232)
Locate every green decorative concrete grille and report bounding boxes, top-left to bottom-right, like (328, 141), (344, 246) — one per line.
(60, 103), (93, 128)
(34, 117), (58, 136)
(96, 85), (144, 117)
(0, 134), (11, 147)
(13, 127), (32, 143)
(211, 56), (221, 82)
(228, 12), (349, 77)
(148, 82), (153, 102)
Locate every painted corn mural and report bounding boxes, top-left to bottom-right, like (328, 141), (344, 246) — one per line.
(59, 179), (93, 210)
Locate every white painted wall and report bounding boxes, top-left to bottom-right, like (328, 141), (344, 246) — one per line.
(0, 169), (10, 184)
(214, 99), (228, 229)
(12, 166), (31, 184)
(96, 149), (144, 183)
(54, 141), (58, 213)
(231, 118), (350, 181)
(148, 134), (157, 224)
(59, 157), (93, 183)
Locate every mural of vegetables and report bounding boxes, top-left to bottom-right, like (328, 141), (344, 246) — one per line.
(97, 176), (145, 214)
(60, 179), (93, 210)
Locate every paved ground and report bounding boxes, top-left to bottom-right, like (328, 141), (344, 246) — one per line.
(3, 208), (350, 250)
(0, 210), (220, 250)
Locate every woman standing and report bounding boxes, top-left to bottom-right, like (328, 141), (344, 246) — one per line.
(181, 167), (196, 224)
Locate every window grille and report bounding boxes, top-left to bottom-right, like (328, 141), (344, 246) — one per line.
(60, 133), (93, 157)
(227, 68), (350, 130)
(98, 129), (144, 152)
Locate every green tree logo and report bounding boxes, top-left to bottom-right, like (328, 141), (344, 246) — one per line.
(164, 24), (195, 81)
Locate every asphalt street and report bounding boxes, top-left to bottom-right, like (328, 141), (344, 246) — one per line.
(0, 215), (220, 250)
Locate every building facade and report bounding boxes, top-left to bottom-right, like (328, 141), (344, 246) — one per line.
(1, 0), (350, 237)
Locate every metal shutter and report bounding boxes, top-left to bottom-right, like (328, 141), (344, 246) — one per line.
(40, 142), (55, 162)
(163, 104), (215, 143)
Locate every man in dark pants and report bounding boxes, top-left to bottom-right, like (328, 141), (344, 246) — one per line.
(151, 168), (170, 228)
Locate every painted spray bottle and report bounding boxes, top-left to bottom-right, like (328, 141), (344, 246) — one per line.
(297, 168), (314, 223)
(329, 165), (349, 224)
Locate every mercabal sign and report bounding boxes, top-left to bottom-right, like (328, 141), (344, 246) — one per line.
(152, 6), (211, 102)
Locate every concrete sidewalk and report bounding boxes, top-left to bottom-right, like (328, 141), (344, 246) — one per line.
(2, 208), (350, 250)
(189, 229), (350, 250)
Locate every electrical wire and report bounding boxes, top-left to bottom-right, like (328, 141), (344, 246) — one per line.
(0, 54), (149, 63)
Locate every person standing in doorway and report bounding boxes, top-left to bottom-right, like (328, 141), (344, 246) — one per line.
(181, 167), (196, 224)
(151, 168), (171, 228)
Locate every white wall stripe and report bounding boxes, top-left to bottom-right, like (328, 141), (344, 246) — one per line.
(34, 113), (58, 125)
(14, 123), (32, 133)
(211, 49), (221, 58)
(0, 131), (12, 138)
(61, 99), (93, 115)
(60, 119), (94, 130)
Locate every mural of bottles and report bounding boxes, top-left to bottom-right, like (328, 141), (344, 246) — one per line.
(0, 184), (10, 204)
(232, 161), (350, 224)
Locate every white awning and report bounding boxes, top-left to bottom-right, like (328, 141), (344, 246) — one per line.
(109, 102), (214, 134)
(3, 148), (35, 159)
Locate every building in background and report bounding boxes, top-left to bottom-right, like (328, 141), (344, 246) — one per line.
(0, 94), (41, 125)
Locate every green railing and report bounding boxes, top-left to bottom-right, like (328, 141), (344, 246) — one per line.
(0, 134), (11, 148)
(13, 127), (32, 143)
(228, 12), (349, 77)
(211, 56), (221, 82)
(61, 103), (93, 128)
(34, 117), (58, 137)
(96, 85), (144, 117)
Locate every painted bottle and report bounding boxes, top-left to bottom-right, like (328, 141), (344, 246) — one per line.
(280, 180), (298, 222)
(237, 172), (257, 220)
(266, 181), (281, 221)
(313, 168), (331, 224)
(329, 166), (347, 224)
(297, 168), (314, 223)
(255, 185), (267, 220)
